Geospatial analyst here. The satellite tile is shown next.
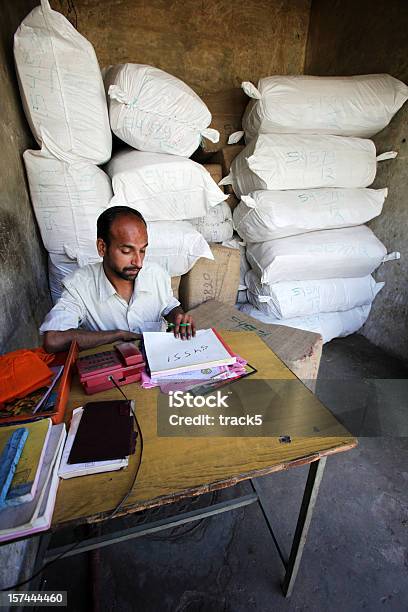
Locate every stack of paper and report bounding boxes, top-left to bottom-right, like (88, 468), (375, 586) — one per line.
(58, 407), (129, 479)
(0, 424), (66, 543)
(143, 328), (236, 378)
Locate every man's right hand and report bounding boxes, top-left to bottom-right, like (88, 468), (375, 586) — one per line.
(119, 331), (142, 343)
(43, 329), (141, 353)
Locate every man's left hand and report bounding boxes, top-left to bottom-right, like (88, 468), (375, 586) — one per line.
(173, 312), (196, 340)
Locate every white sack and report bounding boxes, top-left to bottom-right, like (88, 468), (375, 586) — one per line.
(242, 74), (408, 141)
(48, 253), (80, 304)
(190, 203), (233, 243)
(24, 149), (112, 264)
(106, 148), (227, 221)
(236, 290), (248, 305)
(245, 270), (384, 319)
(145, 221), (213, 276)
(237, 303), (371, 344)
(246, 226), (390, 284)
(222, 237), (250, 290)
(105, 63), (219, 157)
(220, 134), (397, 196)
(234, 188), (386, 242)
(14, 0), (111, 164)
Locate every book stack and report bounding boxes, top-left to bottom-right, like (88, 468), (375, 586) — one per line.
(0, 419), (66, 543)
(141, 328), (250, 393)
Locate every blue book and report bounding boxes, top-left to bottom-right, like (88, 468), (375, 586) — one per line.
(0, 429), (28, 508)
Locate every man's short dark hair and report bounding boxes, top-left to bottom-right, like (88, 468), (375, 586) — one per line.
(97, 206), (147, 246)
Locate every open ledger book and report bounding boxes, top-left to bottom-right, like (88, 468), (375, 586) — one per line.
(143, 328), (236, 378)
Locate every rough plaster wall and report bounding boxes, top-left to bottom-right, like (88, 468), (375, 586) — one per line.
(305, 0), (408, 362)
(52, 0), (311, 94)
(0, 1), (51, 354)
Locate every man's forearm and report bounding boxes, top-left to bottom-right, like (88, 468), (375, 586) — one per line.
(43, 329), (140, 353)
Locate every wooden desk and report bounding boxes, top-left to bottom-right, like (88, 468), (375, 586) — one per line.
(49, 331), (356, 597)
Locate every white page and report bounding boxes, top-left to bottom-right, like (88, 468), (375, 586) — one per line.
(143, 328), (236, 377)
(59, 408), (128, 479)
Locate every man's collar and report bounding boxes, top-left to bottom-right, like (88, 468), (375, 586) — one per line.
(97, 262), (153, 302)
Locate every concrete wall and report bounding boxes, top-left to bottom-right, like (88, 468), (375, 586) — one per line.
(305, 0), (408, 363)
(0, 1), (51, 354)
(52, 0), (311, 94)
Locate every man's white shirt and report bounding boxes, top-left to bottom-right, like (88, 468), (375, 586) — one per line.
(40, 262), (180, 334)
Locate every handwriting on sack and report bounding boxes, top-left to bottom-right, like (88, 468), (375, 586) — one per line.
(168, 345), (209, 363)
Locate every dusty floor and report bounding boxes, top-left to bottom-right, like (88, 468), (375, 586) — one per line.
(42, 334), (408, 612)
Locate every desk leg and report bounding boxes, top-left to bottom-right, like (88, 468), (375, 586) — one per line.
(29, 533), (52, 591)
(88, 524), (102, 612)
(282, 456), (327, 597)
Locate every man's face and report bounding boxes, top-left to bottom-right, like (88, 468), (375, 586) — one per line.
(97, 214), (148, 282)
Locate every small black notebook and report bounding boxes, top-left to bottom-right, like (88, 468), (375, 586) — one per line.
(68, 400), (136, 464)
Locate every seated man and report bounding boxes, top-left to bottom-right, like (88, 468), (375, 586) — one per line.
(41, 206), (195, 353)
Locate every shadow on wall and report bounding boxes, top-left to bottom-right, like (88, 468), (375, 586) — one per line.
(0, 0), (51, 353)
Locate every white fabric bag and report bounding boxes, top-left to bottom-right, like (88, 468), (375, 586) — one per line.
(237, 302), (372, 344)
(222, 237), (250, 290)
(233, 188), (386, 242)
(220, 134), (397, 196)
(241, 74), (408, 141)
(145, 221), (214, 276)
(107, 148), (227, 221)
(246, 225), (397, 284)
(48, 253), (80, 304)
(190, 203), (233, 243)
(24, 149), (112, 264)
(105, 64), (219, 157)
(14, 0), (111, 164)
(245, 270), (384, 319)
(236, 290), (248, 305)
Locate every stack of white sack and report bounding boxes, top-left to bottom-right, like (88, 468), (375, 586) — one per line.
(144, 221), (214, 276)
(106, 147), (226, 273)
(237, 302), (373, 345)
(15, 0), (112, 303)
(245, 271), (384, 319)
(220, 133), (397, 197)
(221, 237), (250, 302)
(104, 64), (232, 242)
(104, 63), (219, 158)
(45, 220), (213, 304)
(240, 74), (408, 142)
(245, 226), (398, 284)
(242, 226), (399, 341)
(225, 74), (406, 341)
(23, 148), (113, 303)
(14, 0), (111, 164)
(189, 202), (233, 243)
(233, 187), (386, 241)
(106, 148), (227, 220)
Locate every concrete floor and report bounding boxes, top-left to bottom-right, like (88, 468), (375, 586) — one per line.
(42, 334), (408, 612)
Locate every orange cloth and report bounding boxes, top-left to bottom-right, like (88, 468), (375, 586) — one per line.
(0, 348), (55, 404)
(30, 347), (55, 366)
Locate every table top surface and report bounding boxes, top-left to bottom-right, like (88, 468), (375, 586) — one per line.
(52, 330), (357, 529)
